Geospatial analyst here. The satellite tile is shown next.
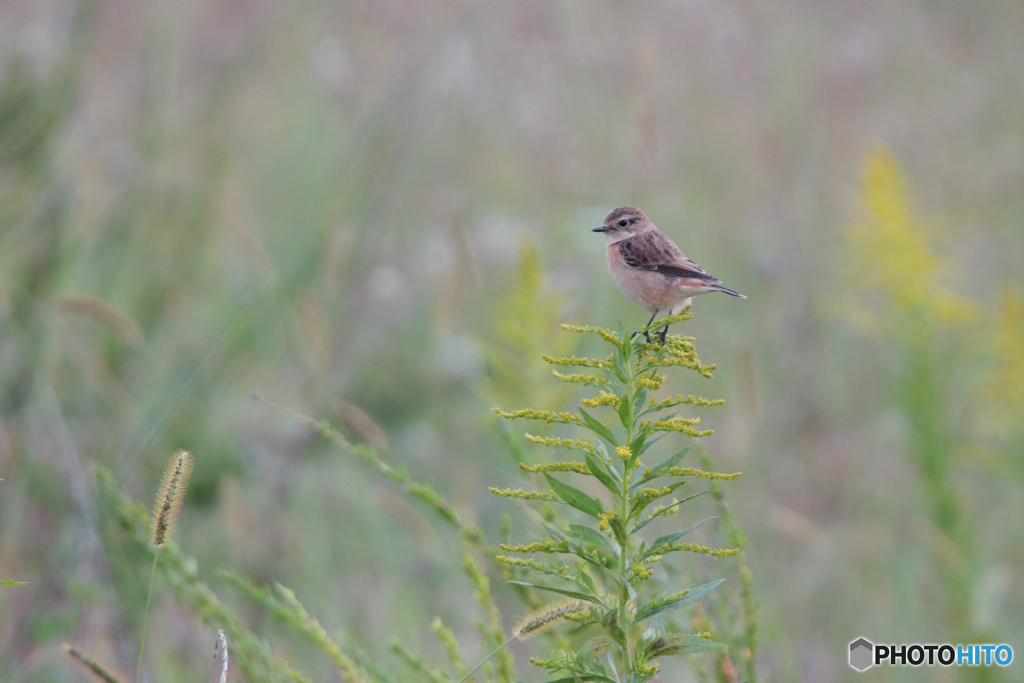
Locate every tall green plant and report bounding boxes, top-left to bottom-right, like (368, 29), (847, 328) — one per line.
(488, 313), (742, 683)
(843, 146), (987, 656)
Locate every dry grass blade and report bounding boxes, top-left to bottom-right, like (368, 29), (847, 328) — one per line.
(211, 630), (228, 683)
(53, 293), (144, 345)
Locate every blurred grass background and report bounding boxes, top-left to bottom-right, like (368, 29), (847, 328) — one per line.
(1, 0), (1023, 681)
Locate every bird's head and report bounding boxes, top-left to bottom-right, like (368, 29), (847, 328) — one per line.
(593, 206), (649, 242)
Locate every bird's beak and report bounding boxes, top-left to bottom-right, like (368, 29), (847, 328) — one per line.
(592, 226), (609, 233)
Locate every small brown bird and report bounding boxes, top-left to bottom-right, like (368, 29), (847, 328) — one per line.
(593, 206), (745, 343)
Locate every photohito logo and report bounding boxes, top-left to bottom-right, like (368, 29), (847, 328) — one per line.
(849, 638), (1013, 671)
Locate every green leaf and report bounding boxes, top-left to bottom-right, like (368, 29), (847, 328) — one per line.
(546, 474), (605, 518)
(636, 432), (667, 457)
(1, 580), (27, 586)
(543, 673), (619, 683)
(566, 526), (621, 572)
(578, 407), (619, 447)
(641, 614), (664, 645)
(507, 581), (603, 604)
(634, 578), (725, 623)
(584, 452), (619, 495)
(630, 490), (713, 533)
(563, 538), (621, 585)
(628, 470), (644, 491)
(629, 481), (686, 519)
(647, 517), (717, 556)
(646, 633), (727, 659)
(541, 522), (568, 542)
(653, 446), (691, 473)
(617, 392), (633, 429)
(628, 431), (647, 461)
(632, 446), (692, 492)
(567, 524), (614, 552)
(626, 446), (692, 489)
(577, 568), (596, 592)
(610, 350), (628, 383)
(618, 320), (632, 360)
(605, 653), (620, 680)
(632, 386), (647, 411)
(580, 637), (619, 658)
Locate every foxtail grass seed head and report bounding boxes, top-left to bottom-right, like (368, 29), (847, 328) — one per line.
(150, 450), (193, 548)
(512, 599), (591, 639)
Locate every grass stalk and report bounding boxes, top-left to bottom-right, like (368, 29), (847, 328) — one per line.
(135, 549), (160, 683)
(457, 635), (516, 683)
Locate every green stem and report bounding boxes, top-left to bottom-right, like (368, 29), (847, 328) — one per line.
(457, 634), (516, 683)
(135, 548), (160, 683)
(619, 468), (632, 680)
(619, 353), (635, 681)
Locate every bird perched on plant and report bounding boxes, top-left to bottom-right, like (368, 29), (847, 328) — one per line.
(593, 206), (744, 343)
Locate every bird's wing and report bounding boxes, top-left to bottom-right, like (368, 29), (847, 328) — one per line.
(618, 230), (720, 282)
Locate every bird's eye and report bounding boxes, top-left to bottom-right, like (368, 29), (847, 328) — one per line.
(619, 219), (629, 227)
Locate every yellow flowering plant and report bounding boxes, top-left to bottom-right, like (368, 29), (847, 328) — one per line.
(488, 313), (741, 683)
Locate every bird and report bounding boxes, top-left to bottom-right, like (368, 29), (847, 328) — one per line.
(593, 206), (745, 344)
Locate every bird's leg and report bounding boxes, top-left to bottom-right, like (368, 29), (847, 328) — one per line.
(631, 310), (659, 344)
(658, 325), (669, 345)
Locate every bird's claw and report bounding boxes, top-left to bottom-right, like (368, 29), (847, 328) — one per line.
(630, 330), (654, 344)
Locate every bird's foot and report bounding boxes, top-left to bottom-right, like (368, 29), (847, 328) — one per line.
(631, 330), (653, 344)
(657, 326), (669, 345)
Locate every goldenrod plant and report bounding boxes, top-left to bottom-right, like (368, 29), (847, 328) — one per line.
(689, 449), (758, 683)
(487, 314), (742, 683)
(843, 146), (970, 533)
(984, 285), (1024, 448)
(480, 239), (578, 413)
(842, 144), (1015, 680)
(480, 240), (582, 471)
(843, 145), (973, 632)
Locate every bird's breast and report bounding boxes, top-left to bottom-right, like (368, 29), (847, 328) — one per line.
(606, 245), (673, 313)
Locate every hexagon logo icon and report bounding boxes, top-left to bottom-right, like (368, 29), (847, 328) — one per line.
(849, 638), (874, 671)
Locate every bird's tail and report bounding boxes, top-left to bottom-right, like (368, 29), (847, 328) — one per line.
(709, 284), (746, 298)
